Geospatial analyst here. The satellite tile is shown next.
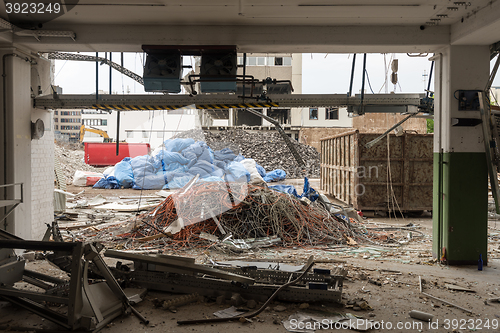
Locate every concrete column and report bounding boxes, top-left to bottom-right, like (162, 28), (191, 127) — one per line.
(432, 45), (490, 265)
(228, 108), (234, 126)
(0, 49), (32, 238)
(0, 49), (52, 240)
(262, 109), (271, 127)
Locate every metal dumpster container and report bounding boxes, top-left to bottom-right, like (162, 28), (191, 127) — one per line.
(85, 142), (150, 167)
(320, 130), (433, 212)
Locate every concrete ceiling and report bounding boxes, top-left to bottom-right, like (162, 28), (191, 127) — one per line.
(1, 0), (500, 53)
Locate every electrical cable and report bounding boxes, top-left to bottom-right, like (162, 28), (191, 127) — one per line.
(365, 69), (375, 94)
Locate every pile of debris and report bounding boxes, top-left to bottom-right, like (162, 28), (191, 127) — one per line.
(55, 142), (105, 182)
(174, 129), (320, 178)
(77, 182), (408, 251)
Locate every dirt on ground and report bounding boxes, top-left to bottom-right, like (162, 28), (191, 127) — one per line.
(3, 182), (500, 333)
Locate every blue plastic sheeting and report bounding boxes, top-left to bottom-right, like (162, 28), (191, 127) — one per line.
(224, 161), (250, 183)
(114, 158), (134, 188)
(256, 163), (266, 177)
(131, 155), (165, 190)
(268, 177), (318, 202)
(188, 160), (224, 179)
(214, 148), (237, 164)
(103, 138), (290, 190)
(302, 177), (319, 202)
(263, 169), (286, 183)
(200, 176), (225, 183)
(166, 174), (195, 189)
(93, 176), (120, 189)
(155, 150), (190, 173)
(267, 184), (298, 197)
(164, 138), (195, 152)
(133, 173), (166, 190)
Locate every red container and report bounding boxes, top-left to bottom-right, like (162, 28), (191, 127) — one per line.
(84, 142), (151, 167)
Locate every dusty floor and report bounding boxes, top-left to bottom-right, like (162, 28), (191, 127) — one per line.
(2, 182), (500, 332)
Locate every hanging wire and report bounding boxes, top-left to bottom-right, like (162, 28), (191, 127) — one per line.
(365, 69), (375, 94)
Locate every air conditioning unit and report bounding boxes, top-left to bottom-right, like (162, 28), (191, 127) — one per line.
(200, 51), (237, 93)
(143, 52), (182, 93)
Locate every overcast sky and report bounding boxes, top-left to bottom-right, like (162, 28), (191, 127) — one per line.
(52, 52), (499, 96)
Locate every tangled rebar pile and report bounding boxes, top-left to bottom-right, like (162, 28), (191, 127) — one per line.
(121, 182), (379, 249)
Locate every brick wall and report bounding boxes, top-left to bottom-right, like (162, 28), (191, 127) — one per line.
(30, 111), (54, 240)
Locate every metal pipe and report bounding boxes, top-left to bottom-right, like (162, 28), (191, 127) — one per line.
(360, 53), (367, 104)
(348, 53), (356, 97)
(242, 53), (247, 100)
(116, 111), (120, 155)
(95, 52), (99, 100)
(426, 61), (434, 98)
(109, 52), (112, 94)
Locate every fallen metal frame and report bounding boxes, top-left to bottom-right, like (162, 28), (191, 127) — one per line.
(109, 251), (346, 304)
(0, 230), (148, 331)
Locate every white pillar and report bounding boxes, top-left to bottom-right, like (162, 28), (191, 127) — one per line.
(433, 45), (490, 265)
(0, 49), (53, 240)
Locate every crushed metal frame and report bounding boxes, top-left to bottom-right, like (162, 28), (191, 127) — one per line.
(0, 230), (148, 331)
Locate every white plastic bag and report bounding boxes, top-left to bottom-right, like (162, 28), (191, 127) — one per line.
(72, 170), (103, 187)
(240, 159), (265, 185)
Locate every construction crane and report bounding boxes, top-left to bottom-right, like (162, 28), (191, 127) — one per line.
(47, 52), (144, 86)
(80, 125), (111, 142)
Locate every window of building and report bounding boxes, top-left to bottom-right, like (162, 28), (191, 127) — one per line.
(142, 131), (148, 138)
(283, 56), (292, 66)
(275, 57), (283, 66)
(309, 108), (318, 120)
(248, 57), (257, 66)
(257, 57), (265, 66)
(267, 57), (274, 66)
(55, 125), (58, 130)
(237, 57), (243, 65)
(54, 118), (58, 122)
(127, 131), (134, 138)
(102, 119), (107, 126)
(326, 107), (339, 120)
(54, 111), (58, 115)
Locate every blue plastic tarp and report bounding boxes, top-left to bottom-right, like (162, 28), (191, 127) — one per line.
(263, 169), (286, 183)
(188, 160), (224, 179)
(224, 161), (250, 183)
(214, 148), (237, 163)
(302, 177), (319, 202)
(267, 184), (298, 197)
(167, 174), (195, 189)
(255, 163), (266, 177)
(93, 176), (120, 189)
(114, 158), (134, 188)
(268, 177), (318, 202)
(164, 138), (195, 152)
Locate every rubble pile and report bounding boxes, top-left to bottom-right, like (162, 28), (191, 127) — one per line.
(55, 143), (106, 182)
(96, 182), (400, 250)
(174, 129), (320, 178)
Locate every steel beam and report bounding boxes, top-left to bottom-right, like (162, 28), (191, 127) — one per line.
(34, 93), (425, 111)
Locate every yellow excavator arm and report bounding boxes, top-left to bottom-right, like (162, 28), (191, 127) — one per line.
(80, 125), (111, 142)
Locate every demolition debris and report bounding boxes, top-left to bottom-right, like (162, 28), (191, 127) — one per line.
(174, 129), (320, 178)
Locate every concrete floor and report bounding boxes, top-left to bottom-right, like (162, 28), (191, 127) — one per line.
(2, 179), (500, 332)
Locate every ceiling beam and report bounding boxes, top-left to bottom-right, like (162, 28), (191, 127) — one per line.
(451, 0), (500, 46)
(13, 24), (450, 53)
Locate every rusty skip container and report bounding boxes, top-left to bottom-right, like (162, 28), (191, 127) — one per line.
(320, 130), (433, 212)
